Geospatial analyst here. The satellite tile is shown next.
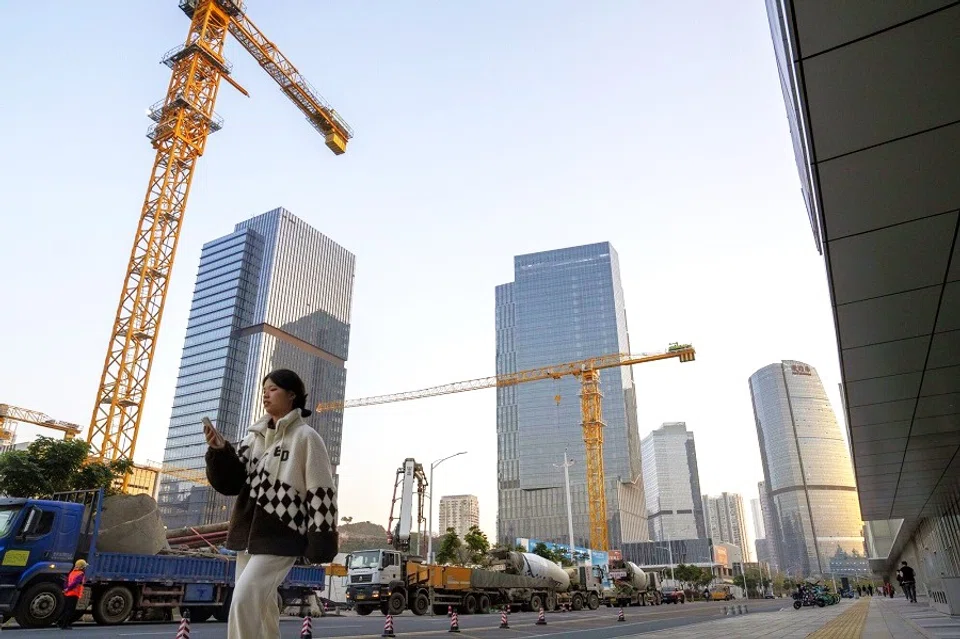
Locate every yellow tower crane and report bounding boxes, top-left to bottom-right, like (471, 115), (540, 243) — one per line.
(316, 343), (696, 551)
(0, 404), (83, 443)
(87, 0), (352, 490)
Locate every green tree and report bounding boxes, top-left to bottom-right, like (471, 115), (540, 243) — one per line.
(693, 567), (714, 590)
(532, 542), (555, 562)
(435, 528), (462, 565)
(0, 437), (132, 497)
(464, 525), (490, 563)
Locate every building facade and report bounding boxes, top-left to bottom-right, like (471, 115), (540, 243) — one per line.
(496, 242), (647, 548)
(703, 493), (751, 562)
(750, 361), (864, 578)
(757, 481), (780, 571)
(641, 422), (706, 541)
(439, 495), (480, 539)
(158, 207), (355, 529)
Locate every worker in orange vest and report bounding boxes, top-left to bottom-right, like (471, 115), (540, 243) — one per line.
(58, 559), (87, 629)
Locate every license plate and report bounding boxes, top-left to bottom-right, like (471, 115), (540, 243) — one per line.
(356, 594), (366, 600)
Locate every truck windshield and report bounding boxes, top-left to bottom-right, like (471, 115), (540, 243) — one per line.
(0, 506), (21, 538)
(348, 551), (381, 569)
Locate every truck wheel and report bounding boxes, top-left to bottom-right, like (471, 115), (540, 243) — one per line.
(572, 593), (584, 611)
(529, 594), (543, 613)
(463, 594), (478, 615)
(387, 591), (406, 616)
(184, 606), (215, 622)
(587, 592), (600, 610)
(214, 589), (232, 622)
(15, 581), (64, 628)
(93, 585), (135, 625)
(356, 605), (374, 616)
(411, 592), (430, 616)
(546, 593), (557, 611)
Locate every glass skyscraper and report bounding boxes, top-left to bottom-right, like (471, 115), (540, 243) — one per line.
(496, 242), (647, 549)
(749, 361), (864, 578)
(641, 422), (706, 541)
(158, 207), (354, 529)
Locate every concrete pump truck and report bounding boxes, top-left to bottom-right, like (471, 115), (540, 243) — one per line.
(344, 458), (564, 616)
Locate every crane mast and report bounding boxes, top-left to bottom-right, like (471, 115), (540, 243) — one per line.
(88, 0), (350, 488)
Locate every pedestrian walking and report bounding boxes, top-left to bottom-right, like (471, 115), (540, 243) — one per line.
(58, 559), (87, 629)
(897, 561), (918, 603)
(856, 585), (862, 597)
(205, 369), (339, 639)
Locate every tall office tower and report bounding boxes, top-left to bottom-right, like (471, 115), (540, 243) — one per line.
(641, 422), (707, 541)
(750, 361), (864, 577)
(496, 242), (647, 548)
(757, 481), (780, 572)
(439, 495), (480, 539)
(703, 493), (751, 562)
(158, 207), (355, 529)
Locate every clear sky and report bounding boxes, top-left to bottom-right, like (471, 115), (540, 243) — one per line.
(0, 2), (847, 555)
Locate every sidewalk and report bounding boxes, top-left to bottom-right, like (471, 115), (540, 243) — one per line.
(628, 599), (859, 638)
(873, 596), (960, 638)
(630, 596), (960, 638)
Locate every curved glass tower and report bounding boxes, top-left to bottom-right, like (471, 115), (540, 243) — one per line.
(749, 361), (864, 577)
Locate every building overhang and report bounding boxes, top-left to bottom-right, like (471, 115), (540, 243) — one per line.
(769, 2), (960, 527)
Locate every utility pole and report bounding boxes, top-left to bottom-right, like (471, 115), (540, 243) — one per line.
(554, 450), (577, 564)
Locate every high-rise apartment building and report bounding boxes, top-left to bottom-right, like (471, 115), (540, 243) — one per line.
(641, 422), (706, 541)
(158, 207), (355, 529)
(703, 493), (751, 562)
(439, 495), (480, 539)
(750, 361), (864, 577)
(496, 242), (647, 548)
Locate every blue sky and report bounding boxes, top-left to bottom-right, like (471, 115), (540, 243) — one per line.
(0, 2), (845, 553)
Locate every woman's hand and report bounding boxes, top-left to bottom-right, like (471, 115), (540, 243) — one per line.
(203, 417), (226, 450)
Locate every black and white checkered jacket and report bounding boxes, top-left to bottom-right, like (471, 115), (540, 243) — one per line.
(205, 410), (338, 563)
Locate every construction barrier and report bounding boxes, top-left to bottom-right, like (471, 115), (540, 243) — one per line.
(536, 607), (547, 625)
(300, 614), (313, 638)
(448, 610), (460, 633)
(499, 608), (510, 629)
(617, 607), (625, 622)
(382, 613), (396, 637)
(175, 615), (190, 639)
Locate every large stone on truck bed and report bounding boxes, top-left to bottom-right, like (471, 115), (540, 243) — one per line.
(97, 494), (170, 555)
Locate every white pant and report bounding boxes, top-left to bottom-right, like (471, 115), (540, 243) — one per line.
(228, 551), (297, 639)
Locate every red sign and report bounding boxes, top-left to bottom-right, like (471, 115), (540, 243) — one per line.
(609, 549), (622, 561)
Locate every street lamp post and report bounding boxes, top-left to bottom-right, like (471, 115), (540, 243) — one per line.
(553, 451), (576, 563)
(427, 451), (468, 565)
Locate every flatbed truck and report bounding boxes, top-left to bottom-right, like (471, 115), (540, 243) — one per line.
(0, 489), (325, 628)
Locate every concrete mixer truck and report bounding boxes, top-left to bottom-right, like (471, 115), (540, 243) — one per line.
(491, 552), (604, 611)
(604, 561), (663, 607)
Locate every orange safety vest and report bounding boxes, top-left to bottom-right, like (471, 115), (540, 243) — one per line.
(63, 569), (85, 598)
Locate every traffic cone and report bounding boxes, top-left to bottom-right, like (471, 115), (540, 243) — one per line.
(175, 614), (190, 639)
(300, 614), (313, 639)
(617, 608), (625, 622)
(499, 608), (509, 629)
(449, 610), (460, 633)
(536, 607), (547, 625)
(382, 613), (396, 638)
(448, 605), (453, 617)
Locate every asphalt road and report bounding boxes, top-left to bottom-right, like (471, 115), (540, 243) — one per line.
(0, 600), (790, 637)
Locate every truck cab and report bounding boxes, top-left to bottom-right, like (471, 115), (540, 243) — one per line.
(345, 549), (405, 615)
(0, 497), (86, 627)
